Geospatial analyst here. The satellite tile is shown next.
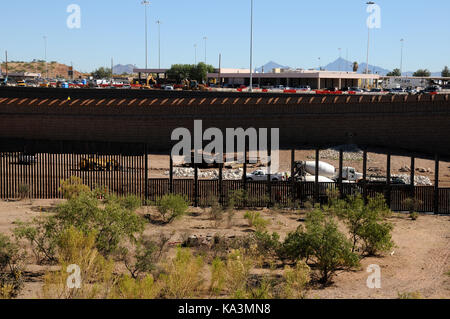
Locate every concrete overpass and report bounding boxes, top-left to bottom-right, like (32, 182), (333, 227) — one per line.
(0, 87), (449, 161)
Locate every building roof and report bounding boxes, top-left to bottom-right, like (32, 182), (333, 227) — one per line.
(208, 70), (379, 79)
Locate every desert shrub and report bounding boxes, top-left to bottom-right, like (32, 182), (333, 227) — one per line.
(227, 190), (246, 209)
(41, 227), (115, 299)
(397, 291), (422, 299)
(329, 194), (394, 255)
(358, 221), (394, 256)
(278, 229), (314, 263)
(156, 194), (189, 223)
(14, 190), (145, 262)
(59, 176), (90, 199)
(0, 234), (26, 299)
(110, 274), (160, 299)
(209, 198), (224, 227)
(244, 211), (270, 232)
(403, 198), (422, 220)
(224, 249), (255, 298)
(18, 184), (30, 200)
(118, 237), (157, 279)
(410, 212), (419, 221)
(253, 231), (280, 257)
(281, 261), (310, 299)
(245, 276), (273, 299)
(54, 191), (145, 256)
(159, 248), (204, 299)
(283, 209), (359, 285)
(14, 217), (59, 264)
(210, 257), (226, 296)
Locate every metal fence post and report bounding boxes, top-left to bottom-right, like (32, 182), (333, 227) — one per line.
(434, 154), (439, 214)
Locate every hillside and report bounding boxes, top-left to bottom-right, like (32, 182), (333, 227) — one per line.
(0, 61), (83, 79)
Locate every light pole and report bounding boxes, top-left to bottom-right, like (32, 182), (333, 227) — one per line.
(156, 20), (162, 69)
(203, 36), (207, 64)
(318, 57), (321, 71)
(365, 1), (375, 87)
(43, 36), (48, 79)
(141, 1), (150, 69)
(194, 44), (197, 64)
(400, 38), (404, 76)
(249, 0), (254, 92)
(338, 48), (342, 71)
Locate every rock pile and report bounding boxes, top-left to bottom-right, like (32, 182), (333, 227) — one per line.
(393, 174), (432, 186)
(308, 144), (369, 161)
(164, 167), (244, 180)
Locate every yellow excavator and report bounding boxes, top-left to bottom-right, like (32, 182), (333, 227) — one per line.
(131, 73), (157, 89)
(80, 156), (120, 171)
(182, 78), (208, 91)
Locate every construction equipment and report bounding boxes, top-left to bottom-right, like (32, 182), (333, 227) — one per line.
(80, 156), (120, 171)
(293, 161), (363, 183)
(182, 79), (209, 91)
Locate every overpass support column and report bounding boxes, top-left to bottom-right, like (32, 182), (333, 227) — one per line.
(410, 156), (415, 199)
(291, 149), (295, 203)
(317, 78), (321, 90)
(315, 149), (320, 204)
(145, 145), (149, 201)
(219, 163), (223, 206)
(434, 154), (440, 214)
(243, 146), (248, 207)
(338, 78), (342, 90)
(169, 154), (173, 194)
(194, 164), (198, 207)
(386, 153), (391, 208)
(338, 149), (343, 198)
(363, 150), (368, 204)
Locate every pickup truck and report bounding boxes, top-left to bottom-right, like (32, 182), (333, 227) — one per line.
(245, 169), (286, 181)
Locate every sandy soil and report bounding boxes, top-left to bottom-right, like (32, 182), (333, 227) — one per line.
(148, 150), (450, 187)
(1, 199), (448, 299)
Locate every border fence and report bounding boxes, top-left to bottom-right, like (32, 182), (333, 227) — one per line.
(1, 151), (449, 214)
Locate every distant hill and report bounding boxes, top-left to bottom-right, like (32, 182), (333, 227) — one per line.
(113, 64), (135, 75)
(256, 61), (289, 73)
(0, 61), (83, 78)
(323, 58), (391, 75)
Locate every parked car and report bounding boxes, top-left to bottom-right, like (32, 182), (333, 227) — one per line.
(296, 85), (311, 92)
(163, 85), (174, 90)
(421, 86), (441, 94)
(246, 169), (285, 182)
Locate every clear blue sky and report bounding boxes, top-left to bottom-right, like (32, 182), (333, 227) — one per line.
(1, 0), (449, 73)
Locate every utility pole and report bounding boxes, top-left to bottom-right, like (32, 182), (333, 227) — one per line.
(142, 1), (150, 69)
(43, 36), (48, 79)
(156, 20), (162, 69)
(365, 1), (375, 88)
(400, 38), (404, 76)
(218, 53), (221, 87)
(5, 51), (8, 78)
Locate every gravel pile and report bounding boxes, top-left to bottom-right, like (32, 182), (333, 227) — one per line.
(308, 145), (369, 161)
(393, 174), (432, 186)
(164, 167), (244, 180)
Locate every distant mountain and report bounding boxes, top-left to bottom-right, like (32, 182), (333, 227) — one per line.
(113, 64), (135, 75)
(323, 58), (390, 75)
(256, 61), (289, 73)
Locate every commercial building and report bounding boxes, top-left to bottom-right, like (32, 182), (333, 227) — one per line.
(207, 69), (380, 89)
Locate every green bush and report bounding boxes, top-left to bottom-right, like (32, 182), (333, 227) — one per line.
(118, 237), (157, 279)
(328, 194), (394, 255)
(282, 209), (359, 285)
(15, 190), (145, 261)
(281, 261), (310, 299)
(244, 212), (270, 232)
(0, 234), (26, 298)
(157, 194), (189, 223)
(159, 248), (204, 299)
(278, 229), (314, 263)
(59, 176), (91, 199)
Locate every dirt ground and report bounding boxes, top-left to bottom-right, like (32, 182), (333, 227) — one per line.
(1, 199), (448, 299)
(148, 150), (450, 187)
